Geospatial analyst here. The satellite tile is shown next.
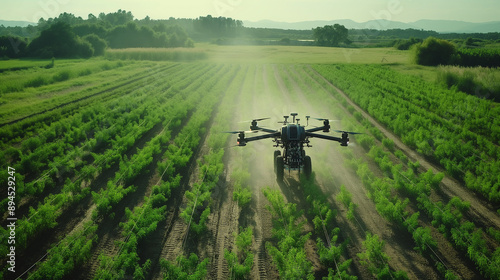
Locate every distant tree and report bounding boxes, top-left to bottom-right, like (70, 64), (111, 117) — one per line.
(54, 12), (85, 25)
(0, 35), (27, 58)
(465, 37), (475, 47)
(28, 21), (93, 58)
(87, 13), (97, 23)
(313, 24), (349, 47)
(393, 37), (422, 50)
(98, 9), (134, 26)
(83, 34), (107, 56)
(279, 38), (291, 45)
(412, 37), (457, 66)
(194, 15), (243, 38)
(73, 23), (107, 38)
(107, 22), (163, 48)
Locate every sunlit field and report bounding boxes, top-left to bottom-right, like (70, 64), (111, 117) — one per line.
(200, 44), (410, 64)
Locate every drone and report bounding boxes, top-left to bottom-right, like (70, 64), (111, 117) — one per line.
(225, 113), (361, 181)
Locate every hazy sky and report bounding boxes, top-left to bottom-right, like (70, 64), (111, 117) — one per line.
(3, 0), (500, 23)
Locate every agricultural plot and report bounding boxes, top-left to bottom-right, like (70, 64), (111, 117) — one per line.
(0, 49), (499, 280)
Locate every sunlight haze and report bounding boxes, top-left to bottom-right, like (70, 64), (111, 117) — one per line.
(2, 0), (499, 23)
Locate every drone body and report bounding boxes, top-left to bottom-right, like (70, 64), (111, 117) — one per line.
(227, 113), (359, 182)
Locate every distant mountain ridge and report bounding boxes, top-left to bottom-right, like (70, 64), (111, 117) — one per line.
(2, 18), (499, 34)
(243, 19), (500, 33)
(0, 20), (35, 27)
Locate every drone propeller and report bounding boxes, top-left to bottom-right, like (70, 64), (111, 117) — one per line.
(239, 117), (270, 123)
(312, 117), (340, 122)
(333, 130), (363, 135)
(222, 130), (258, 134)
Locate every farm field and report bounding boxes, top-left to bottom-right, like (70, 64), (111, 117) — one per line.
(0, 46), (499, 280)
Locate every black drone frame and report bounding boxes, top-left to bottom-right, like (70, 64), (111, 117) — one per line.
(235, 116), (352, 147)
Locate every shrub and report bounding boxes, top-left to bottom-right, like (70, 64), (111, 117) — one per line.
(52, 70), (71, 82)
(83, 34), (107, 56)
(0, 35), (28, 58)
(393, 37), (423, 50)
(412, 37), (457, 66)
(28, 22), (94, 58)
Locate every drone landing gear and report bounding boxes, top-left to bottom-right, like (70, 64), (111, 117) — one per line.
(274, 150), (284, 182)
(303, 156), (312, 178)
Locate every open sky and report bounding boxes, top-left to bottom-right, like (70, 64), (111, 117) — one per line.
(2, 0), (500, 23)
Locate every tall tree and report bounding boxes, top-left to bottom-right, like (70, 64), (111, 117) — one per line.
(28, 21), (93, 58)
(313, 24), (349, 47)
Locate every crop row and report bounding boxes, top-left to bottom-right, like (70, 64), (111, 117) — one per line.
(272, 64), (416, 278)
(262, 187), (315, 279)
(0, 62), (206, 221)
(0, 64), (184, 262)
(0, 59), (132, 95)
(0, 61), (178, 186)
(93, 64), (242, 279)
(0, 60), (164, 126)
(2, 64), (182, 205)
(5, 63), (226, 278)
(356, 141), (499, 279)
(163, 65), (248, 278)
(305, 63), (500, 278)
(287, 64), (462, 278)
(312, 64), (500, 203)
(333, 93), (500, 279)
(300, 176), (359, 279)
(32, 63), (226, 278)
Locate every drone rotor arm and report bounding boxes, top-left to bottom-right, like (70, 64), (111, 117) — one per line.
(252, 126), (278, 134)
(305, 126), (330, 133)
(243, 132), (280, 144)
(305, 132), (343, 143)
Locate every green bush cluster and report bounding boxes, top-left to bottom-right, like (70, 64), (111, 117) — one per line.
(160, 253), (209, 280)
(412, 37), (457, 66)
(224, 227), (254, 279)
(263, 188), (315, 280)
(358, 233), (409, 280)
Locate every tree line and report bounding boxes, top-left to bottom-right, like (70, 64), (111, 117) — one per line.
(0, 10), (195, 58)
(2, 10), (500, 58)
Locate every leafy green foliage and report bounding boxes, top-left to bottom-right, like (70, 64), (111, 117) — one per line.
(231, 168), (252, 207)
(27, 223), (97, 280)
(412, 37), (457, 66)
(263, 188), (315, 280)
(224, 227), (254, 279)
(358, 233), (409, 279)
(83, 34), (107, 56)
(336, 185), (352, 207)
(313, 24), (350, 47)
(161, 253), (209, 280)
(233, 184), (252, 207)
(314, 63), (500, 203)
(458, 48), (500, 67)
(28, 22), (93, 58)
(393, 37), (423, 50)
(0, 35), (27, 57)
